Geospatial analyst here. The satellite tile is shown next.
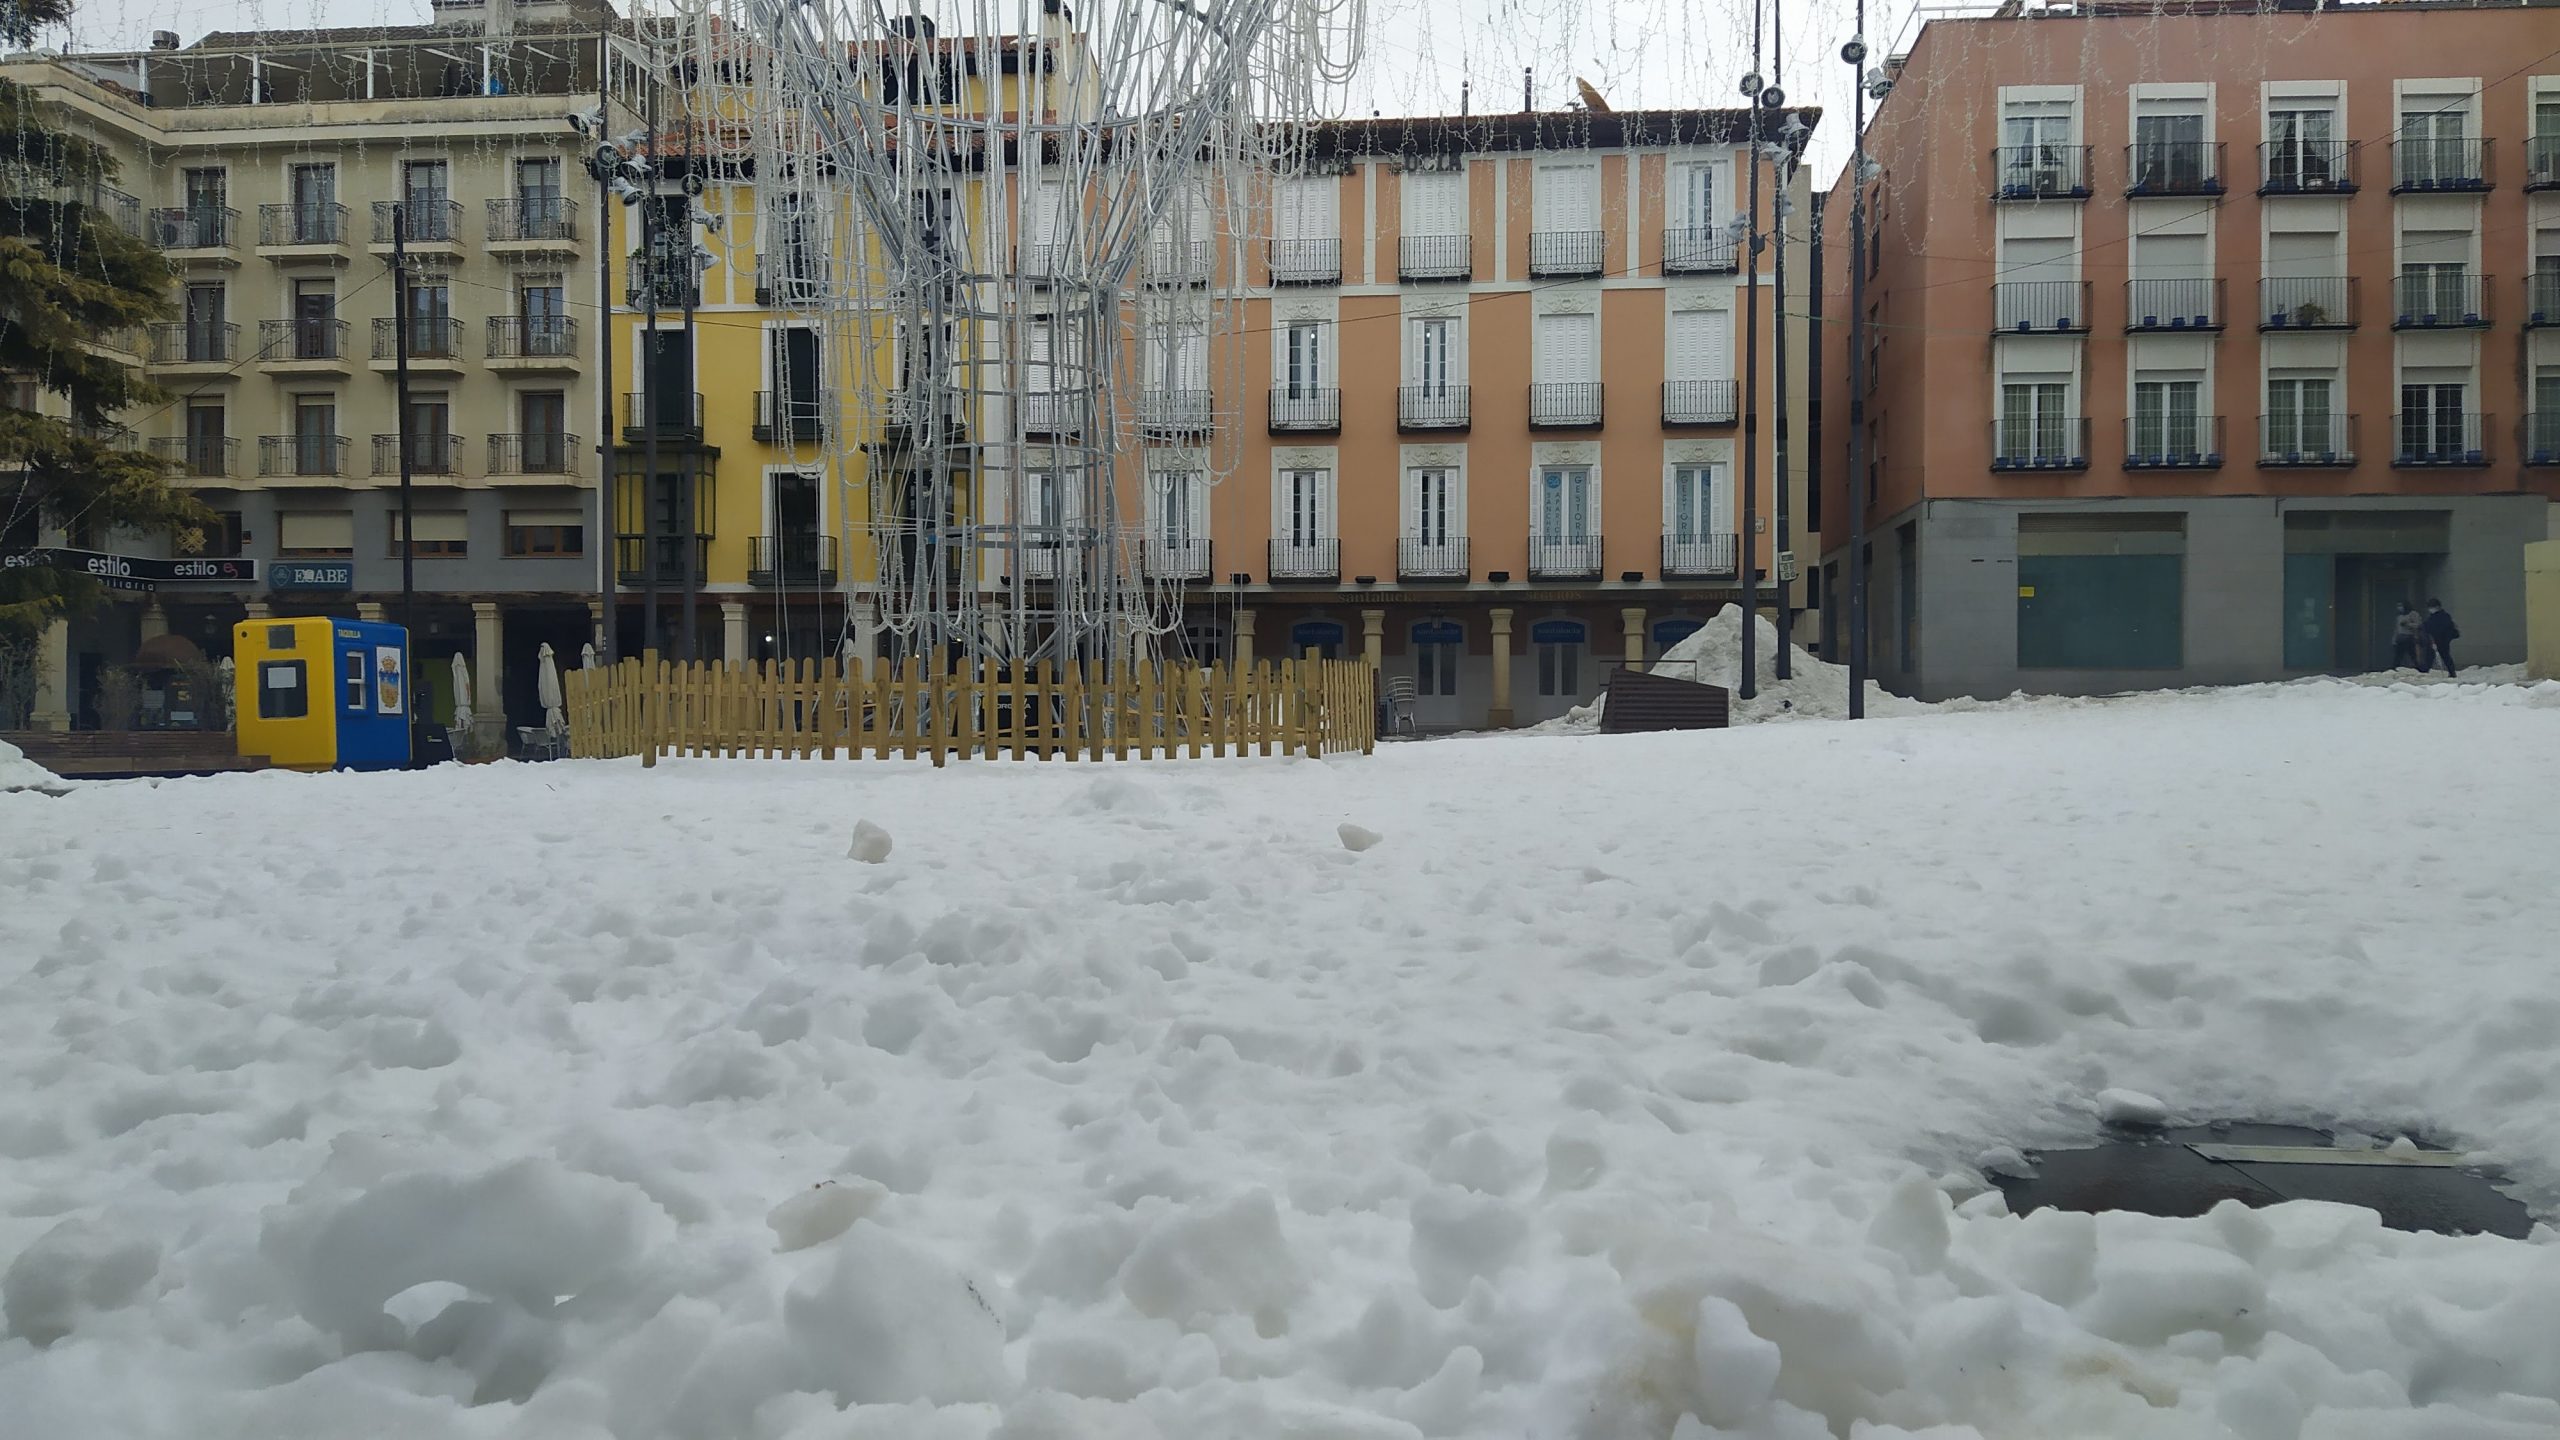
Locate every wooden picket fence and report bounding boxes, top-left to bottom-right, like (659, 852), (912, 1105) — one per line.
(562, 652), (1376, 766)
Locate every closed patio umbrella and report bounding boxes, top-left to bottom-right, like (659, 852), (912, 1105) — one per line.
(537, 642), (565, 738)
(449, 651), (474, 745)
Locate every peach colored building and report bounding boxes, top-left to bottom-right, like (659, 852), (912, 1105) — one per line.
(1170, 109), (1816, 730)
(1819, 0), (2560, 700)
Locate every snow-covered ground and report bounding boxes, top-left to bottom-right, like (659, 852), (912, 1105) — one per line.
(5, 676), (2559, 1440)
(0, 737), (57, 792)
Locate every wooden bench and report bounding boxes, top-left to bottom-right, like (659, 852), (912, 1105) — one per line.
(2, 731), (271, 779)
(1599, 668), (1730, 734)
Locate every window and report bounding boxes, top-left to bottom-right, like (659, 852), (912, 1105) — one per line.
(505, 509), (584, 557)
(1666, 463), (1729, 542)
(1412, 621), (1459, 697)
(257, 660), (309, 720)
(520, 391), (568, 472)
(1410, 316), (1455, 394)
(403, 159), (448, 209)
(2267, 107), (2338, 187)
(1151, 471), (1201, 547)
(390, 511), (468, 558)
(406, 395), (452, 472)
(342, 648), (368, 712)
(1401, 169), (1465, 236)
(2132, 378), (2203, 457)
(1535, 465), (1594, 541)
(2532, 370), (2560, 459)
(2016, 514), (2185, 669)
(1275, 177), (1337, 242)
(276, 510), (353, 557)
(2398, 104), (2468, 184)
(2266, 375), (2336, 454)
(1536, 312), (1596, 383)
(289, 163), (335, 241)
(770, 326), (824, 438)
(1534, 620), (1586, 696)
(2132, 111), (2204, 189)
(1672, 159), (1717, 232)
(1280, 468), (1330, 544)
(183, 403), (226, 475)
(1410, 467), (1457, 544)
(183, 166), (226, 214)
(1999, 381), (2074, 462)
(292, 397), (337, 474)
(2000, 105), (2075, 191)
(1283, 323), (1325, 394)
(406, 281), (453, 352)
(203, 510), (244, 557)
(184, 283), (225, 359)
(291, 278), (335, 357)
(519, 275), (567, 351)
(2399, 381), (2470, 460)
(515, 156), (563, 228)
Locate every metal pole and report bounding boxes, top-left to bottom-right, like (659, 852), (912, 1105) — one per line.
(678, 107), (699, 665)
(640, 78), (661, 655)
(595, 97), (620, 663)
(391, 204), (416, 639)
(1770, 0), (1792, 681)
(1845, 12), (1872, 719)
(1738, 2), (1764, 702)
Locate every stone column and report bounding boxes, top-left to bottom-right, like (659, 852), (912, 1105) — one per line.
(28, 618), (72, 732)
(852, 593), (880, 678)
(1361, 609), (1385, 670)
(721, 601), (749, 667)
(138, 600), (170, 644)
(586, 599), (605, 658)
(243, 600), (271, 621)
(1621, 606), (1648, 674)
(1233, 607), (1257, 670)
(356, 602), (386, 623)
(470, 601), (505, 751)
(1487, 607), (1515, 730)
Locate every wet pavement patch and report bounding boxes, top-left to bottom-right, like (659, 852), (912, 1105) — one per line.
(1992, 1122), (2534, 1239)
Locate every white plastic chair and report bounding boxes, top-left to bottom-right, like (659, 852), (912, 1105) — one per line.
(1381, 675), (1418, 736)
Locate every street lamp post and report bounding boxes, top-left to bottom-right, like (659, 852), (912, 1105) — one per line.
(1842, 20), (1885, 719)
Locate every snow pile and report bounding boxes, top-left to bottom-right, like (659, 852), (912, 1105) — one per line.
(4, 684), (2560, 1438)
(0, 738), (56, 792)
(1542, 604), (1931, 732)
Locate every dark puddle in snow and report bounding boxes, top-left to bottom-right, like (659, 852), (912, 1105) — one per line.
(1993, 1122), (2534, 1240)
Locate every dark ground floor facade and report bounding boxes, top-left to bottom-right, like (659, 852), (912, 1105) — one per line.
(1821, 495), (2552, 702)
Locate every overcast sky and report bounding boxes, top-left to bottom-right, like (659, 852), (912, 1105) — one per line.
(31, 0), (1918, 184)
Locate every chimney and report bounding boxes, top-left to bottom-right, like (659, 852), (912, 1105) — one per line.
(1521, 66), (1532, 113)
(150, 30), (180, 49)
(1459, 80), (1469, 117)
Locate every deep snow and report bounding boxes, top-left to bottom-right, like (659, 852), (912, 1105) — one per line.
(5, 676), (2560, 1439)
(0, 737), (56, 792)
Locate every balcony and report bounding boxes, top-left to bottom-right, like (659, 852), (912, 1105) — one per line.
(485, 195), (579, 249)
(1021, 392), (1084, 437)
(1139, 388), (1215, 437)
(2390, 137), (2490, 193)
(2392, 413), (2488, 468)
(626, 253), (698, 310)
(258, 435), (350, 478)
(883, 388), (967, 446)
(1527, 536), (1604, 581)
(258, 318), (349, 372)
(1397, 385), (1470, 432)
(1662, 533), (1738, 579)
(1268, 388), (1341, 434)
(2122, 415), (2225, 470)
(615, 535), (710, 586)
(487, 432), (580, 479)
(68, 180), (139, 238)
(1397, 536), (1469, 581)
(2392, 273), (2487, 329)
(1989, 418), (2092, 472)
(149, 435), (238, 479)
(1528, 381), (1604, 429)
(749, 534), (839, 588)
(257, 203), (350, 259)
(2527, 271), (2560, 328)
(150, 206), (237, 256)
(2258, 413), (2359, 468)
(2259, 276), (2357, 330)
(1268, 238), (1340, 285)
(2125, 277), (2223, 332)
(148, 321), (240, 368)
(1268, 537), (1339, 582)
(1662, 226), (1739, 275)
(754, 391), (825, 444)
(1993, 280), (2091, 333)
(2530, 136), (2560, 192)
(2524, 412), (2560, 467)
(2258, 139), (2358, 195)
(485, 316), (579, 368)
(373, 316), (466, 369)
(1146, 239), (1212, 286)
(1529, 229), (1607, 279)
(371, 198), (464, 249)
(1661, 379), (1739, 426)
(372, 432), (463, 477)
(1991, 145), (2092, 201)
(622, 391), (706, 441)
(2125, 141), (2224, 197)
(1399, 233), (1471, 282)
(1144, 537), (1211, 580)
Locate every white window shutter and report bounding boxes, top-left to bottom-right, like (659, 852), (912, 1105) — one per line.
(1705, 309), (1731, 382)
(1271, 468), (1288, 534)
(1667, 310), (1704, 379)
(1711, 463), (1733, 535)
(1400, 468), (1420, 537)
(1320, 468), (1337, 537)
(1662, 464), (1678, 532)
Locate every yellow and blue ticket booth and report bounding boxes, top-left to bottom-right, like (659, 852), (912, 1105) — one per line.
(234, 617), (412, 772)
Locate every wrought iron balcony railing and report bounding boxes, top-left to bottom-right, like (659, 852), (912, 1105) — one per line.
(1396, 536), (1469, 580)
(1661, 379), (1739, 426)
(1397, 385), (1469, 431)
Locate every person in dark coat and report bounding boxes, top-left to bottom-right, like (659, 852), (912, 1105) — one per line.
(2419, 598), (2461, 677)
(2390, 602), (2424, 670)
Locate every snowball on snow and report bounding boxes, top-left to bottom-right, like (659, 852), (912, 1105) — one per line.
(1337, 823), (1384, 852)
(848, 819), (894, 863)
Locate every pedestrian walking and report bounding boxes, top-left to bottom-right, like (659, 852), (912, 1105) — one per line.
(2390, 602), (2424, 670)
(2419, 598), (2461, 677)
